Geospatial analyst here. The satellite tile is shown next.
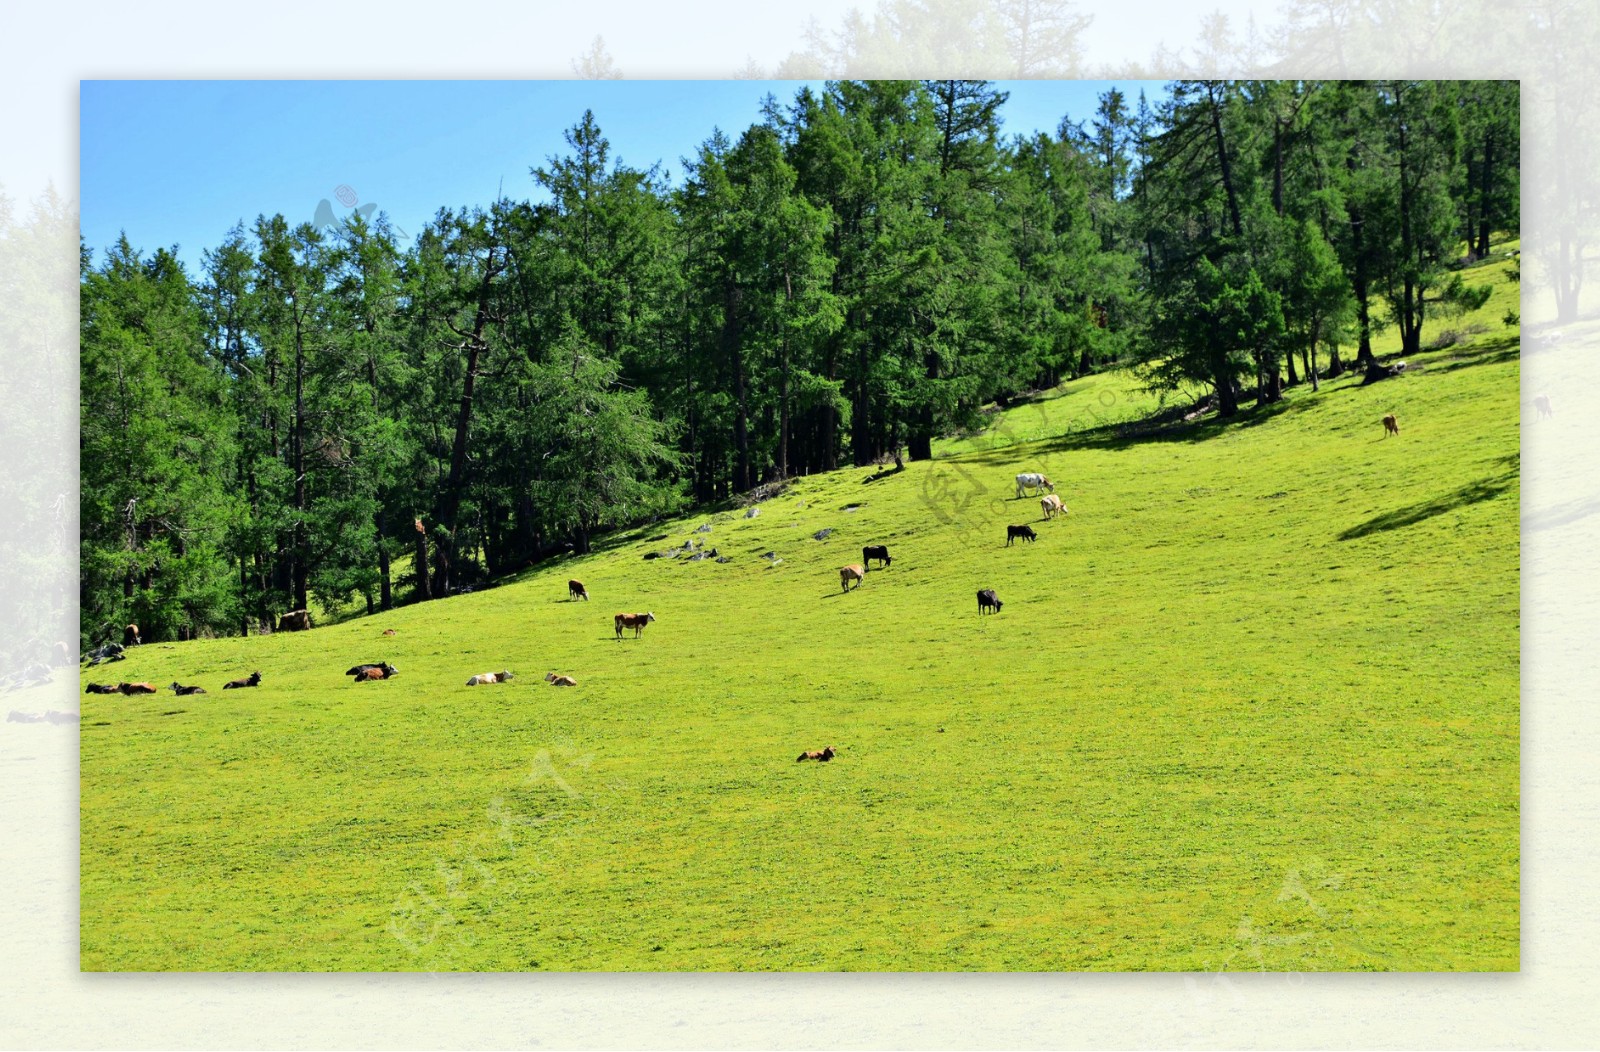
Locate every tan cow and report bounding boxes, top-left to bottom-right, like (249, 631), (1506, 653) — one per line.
(839, 564), (867, 591)
(1040, 494), (1066, 520)
(545, 672), (578, 687)
(614, 612), (656, 639)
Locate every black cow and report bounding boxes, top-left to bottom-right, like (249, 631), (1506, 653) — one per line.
(346, 662), (397, 679)
(168, 682), (208, 695)
(1006, 524), (1037, 546)
(85, 683), (119, 695)
(862, 545), (892, 569)
(123, 623), (141, 647)
(977, 588), (1003, 615)
(222, 671), (262, 690)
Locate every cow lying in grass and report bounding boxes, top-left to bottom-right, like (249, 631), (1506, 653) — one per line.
(1040, 494), (1066, 520)
(117, 682), (157, 695)
(1006, 524), (1036, 546)
(977, 588), (1003, 615)
(614, 612), (656, 639)
(168, 682), (207, 695)
(839, 564), (867, 591)
(796, 746), (835, 762)
(862, 545), (891, 569)
(222, 672), (262, 689)
(346, 662), (397, 679)
(569, 579), (589, 601)
(277, 609), (311, 632)
(85, 683), (119, 694)
(545, 672), (578, 687)
(466, 670), (513, 686)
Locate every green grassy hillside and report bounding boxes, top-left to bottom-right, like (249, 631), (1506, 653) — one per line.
(80, 253), (1520, 971)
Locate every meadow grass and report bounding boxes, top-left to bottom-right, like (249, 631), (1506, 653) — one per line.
(79, 248), (1520, 971)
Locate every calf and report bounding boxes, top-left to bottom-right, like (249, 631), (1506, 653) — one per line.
(569, 579), (589, 601)
(862, 545), (892, 569)
(1535, 394), (1554, 419)
(1006, 524), (1037, 546)
(839, 564), (867, 591)
(1382, 413), (1400, 437)
(977, 588), (1003, 615)
(117, 682), (157, 695)
(1040, 494), (1066, 520)
(614, 612), (657, 639)
(85, 683), (119, 695)
(123, 624), (141, 647)
(277, 609), (312, 632)
(796, 746), (836, 762)
(168, 682), (207, 695)
(466, 670), (513, 686)
(545, 672), (578, 687)
(222, 671), (262, 690)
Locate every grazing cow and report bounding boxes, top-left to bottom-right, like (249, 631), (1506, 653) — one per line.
(796, 746), (835, 762)
(1016, 472), (1054, 498)
(466, 670), (513, 686)
(839, 564), (867, 591)
(569, 579), (589, 601)
(117, 682), (157, 695)
(277, 609), (312, 632)
(1535, 394), (1554, 419)
(85, 683), (119, 695)
(862, 545), (892, 569)
(1382, 413), (1400, 437)
(168, 682), (207, 696)
(614, 612), (657, 639)
(1006, 524), (1037, 546)
(1040, 494), (1066, 520)
(223, 671), (262, 690)
(345, 662), (397, 678)
(977, 588), (1003, 615)
(545, 672), (578, 687)
(123, 624), (141, 647)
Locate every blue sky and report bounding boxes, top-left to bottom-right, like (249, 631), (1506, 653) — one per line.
(81, 80), (1168, 274)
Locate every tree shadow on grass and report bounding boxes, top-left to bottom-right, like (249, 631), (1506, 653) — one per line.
(1338, 471), (1517, 541)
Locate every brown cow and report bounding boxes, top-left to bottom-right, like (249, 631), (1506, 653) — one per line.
(614, 612), (656, 639)
(796, 746), (836, 762)
(1382, 413), (1400, 437)
(569, 579), (589, 601)
(277, 609), (312, 632)
(355, 667), (389, 682)
(123, 624), (141, 647)
(222, 671), (262, 690)
(117, 682), (157, 695)
(839, 564), (867, 591)
(382, 628), (397, 636)
(545, 672), (578, 687)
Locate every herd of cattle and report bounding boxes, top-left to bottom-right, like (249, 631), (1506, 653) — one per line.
(83, 471), (1067, 721)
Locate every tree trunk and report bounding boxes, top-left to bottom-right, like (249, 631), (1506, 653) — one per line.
(1213, 358), (1239, 417)
(376, 509), (392, 611)
(1477, 132), (1494, 258)
(1208, 84), (1244, 239)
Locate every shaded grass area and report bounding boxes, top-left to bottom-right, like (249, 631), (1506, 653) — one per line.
(79, 253), (1520, 973)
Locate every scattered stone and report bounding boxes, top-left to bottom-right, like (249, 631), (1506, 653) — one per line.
(813, 528), (834, 541)
(643, 551), (664, 560)
(745, 507), (760, 519)
(762, 551), (780, 560)
(696, 523), (712, 533)
(715, 556), (732, 564)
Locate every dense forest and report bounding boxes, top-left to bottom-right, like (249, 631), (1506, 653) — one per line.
(79, 79), (1519, 644)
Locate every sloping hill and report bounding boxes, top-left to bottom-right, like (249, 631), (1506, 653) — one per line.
(80, 263), (1520, 971)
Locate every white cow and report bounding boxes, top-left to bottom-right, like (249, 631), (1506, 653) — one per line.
(1015, 472), (1055, 498)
